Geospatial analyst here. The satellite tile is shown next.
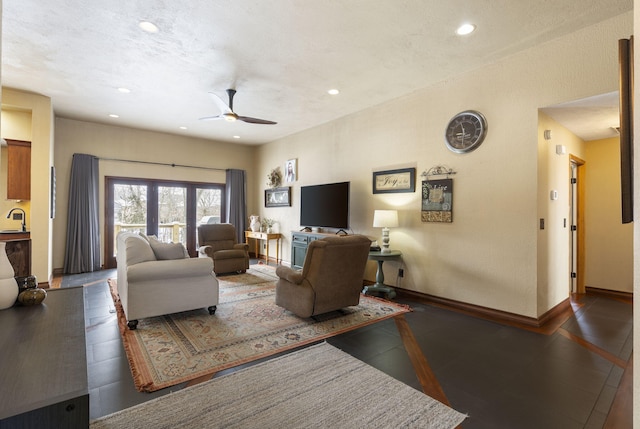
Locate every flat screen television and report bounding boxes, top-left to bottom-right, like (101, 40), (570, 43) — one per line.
(300, 181), (350, 230)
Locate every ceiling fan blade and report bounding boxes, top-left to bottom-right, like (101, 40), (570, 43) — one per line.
(198, 114), (224, 121)
(208, 91), (232, 114)
(237, 116), (277, 125)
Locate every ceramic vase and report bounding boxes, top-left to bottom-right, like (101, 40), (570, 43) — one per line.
(250, 215), (261, 232)
(0, 242), (18, 310)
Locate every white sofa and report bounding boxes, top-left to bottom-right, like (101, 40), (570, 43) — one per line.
(116, 231), (219, 329)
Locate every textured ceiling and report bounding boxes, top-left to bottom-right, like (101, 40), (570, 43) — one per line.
(2, 0), (632, 144)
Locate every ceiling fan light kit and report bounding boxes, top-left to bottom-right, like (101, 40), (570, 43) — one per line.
(200, 89), (277, 125)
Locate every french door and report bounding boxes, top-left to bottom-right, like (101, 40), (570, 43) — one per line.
(105, 177), (225, 268)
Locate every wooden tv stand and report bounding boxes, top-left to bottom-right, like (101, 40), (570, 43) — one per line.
(291, 230), (349, 269)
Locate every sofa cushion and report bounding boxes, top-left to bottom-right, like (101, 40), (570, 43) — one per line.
(145, 235), (188, 260)
(127, 257), (214, 282)
(125, 235), (157, 266)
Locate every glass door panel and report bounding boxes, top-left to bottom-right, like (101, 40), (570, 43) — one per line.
(113, 183), (148, 257)
(158, 185), (187, 245)
(105, 177), (225, 267)
(196, 188), (223, 226)
(196, 187), (223, 248)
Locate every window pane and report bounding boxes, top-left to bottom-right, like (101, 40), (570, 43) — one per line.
(197, 188), (222, 225)
(158, 186), (187, 245)
(196, 188), (223, 248)
(113, 184), (147, 256)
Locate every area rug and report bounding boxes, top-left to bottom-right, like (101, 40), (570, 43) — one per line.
(109, 265), (411, 392)
(91, 342), (466, 429)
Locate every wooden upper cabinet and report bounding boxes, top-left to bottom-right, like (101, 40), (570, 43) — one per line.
(6, 139), (31, 200)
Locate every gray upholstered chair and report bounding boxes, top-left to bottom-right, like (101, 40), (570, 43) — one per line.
(198, 223), (250, 275)
(275, 235), (371, 318)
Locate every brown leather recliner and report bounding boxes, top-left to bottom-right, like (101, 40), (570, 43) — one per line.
(197, 224), (250, 275)
(275, 235), (371, 318)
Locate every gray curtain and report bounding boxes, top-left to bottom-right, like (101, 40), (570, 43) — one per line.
(63, 154), (101, 274)
(225, 169), (247, 242)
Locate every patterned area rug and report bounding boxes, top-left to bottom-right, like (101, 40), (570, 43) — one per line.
(109, 265), (411, 392)
(91, 342), (466, 429)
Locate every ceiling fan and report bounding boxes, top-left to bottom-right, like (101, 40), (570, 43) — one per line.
(199, 89), (277, 125)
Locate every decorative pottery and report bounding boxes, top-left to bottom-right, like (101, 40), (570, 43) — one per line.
(250, 215), (261, 232)
(0, 242), (18, 310)
(18, 287), (47, 306)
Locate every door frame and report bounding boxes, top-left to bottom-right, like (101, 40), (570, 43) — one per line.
(569, 155), (586, 294)
(104, 176), (225, 268)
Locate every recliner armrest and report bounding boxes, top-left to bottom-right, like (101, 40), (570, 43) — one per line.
(233, 243), (249, 252)
(276, 266), (304, 284)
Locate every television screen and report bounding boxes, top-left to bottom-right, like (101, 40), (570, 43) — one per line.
(300, 182), (350, 229)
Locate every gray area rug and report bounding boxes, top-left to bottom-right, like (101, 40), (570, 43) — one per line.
(91, 342), (466, 429)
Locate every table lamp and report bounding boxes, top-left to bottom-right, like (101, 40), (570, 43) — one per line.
(373, 210), (398, 253)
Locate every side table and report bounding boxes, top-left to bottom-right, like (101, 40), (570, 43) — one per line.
(245, 231), (282, 264)
(363, 250), (402, 299)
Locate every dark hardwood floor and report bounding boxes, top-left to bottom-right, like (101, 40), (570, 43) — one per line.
(61, 262), (632, 428)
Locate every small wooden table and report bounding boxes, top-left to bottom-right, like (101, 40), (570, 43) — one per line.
(245, 231), (282, 264)
(363, 250), (402, 299)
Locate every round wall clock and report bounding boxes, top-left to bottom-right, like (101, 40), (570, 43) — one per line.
(444, 110), (488, 153)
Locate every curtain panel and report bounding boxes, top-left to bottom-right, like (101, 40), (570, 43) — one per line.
(63, 153), (101, 274)
(225, 169), (247, 243)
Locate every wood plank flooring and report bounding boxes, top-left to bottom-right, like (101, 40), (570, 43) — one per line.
(59, 265), (632, 428)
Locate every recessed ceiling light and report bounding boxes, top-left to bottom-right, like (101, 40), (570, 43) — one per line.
(179, 126), (187, 130)
(233, 135), (241, 139)
(139, 21), (159, 33)
(109, 114), (119, 118)
(117, 87), (131, 93)
(328, 89), (340, 95)
(456, 23), (476, 36)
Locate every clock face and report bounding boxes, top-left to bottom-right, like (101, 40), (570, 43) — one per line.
(445, 110), (487, 153)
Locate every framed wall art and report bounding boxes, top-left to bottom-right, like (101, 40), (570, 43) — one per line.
(265, 186), (291, 207)
(421, 178), (453, 223)
(372, 168), (416, 194)
(285, 159), (297, 183)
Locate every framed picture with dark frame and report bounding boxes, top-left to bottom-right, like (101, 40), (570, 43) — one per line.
(372, 167), (416, 194)
(265, 186), (291, 207)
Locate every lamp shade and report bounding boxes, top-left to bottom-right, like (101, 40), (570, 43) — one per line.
(373, 210), (398, 228)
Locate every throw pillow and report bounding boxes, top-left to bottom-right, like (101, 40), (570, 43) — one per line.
(125, 235), (157, 266)
(146, 235), (188, 260)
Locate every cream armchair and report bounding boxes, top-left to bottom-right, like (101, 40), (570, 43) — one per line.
(275, 235), (371, 318)
(198, 223), (250, 275)
(116, 232), (219, 330)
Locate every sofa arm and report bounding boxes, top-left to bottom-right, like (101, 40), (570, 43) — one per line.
(276, 266), (304, 285)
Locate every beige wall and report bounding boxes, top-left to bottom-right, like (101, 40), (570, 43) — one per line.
(256, 12), (632, 319)
(53, 117), (256, 270)
(1, 88), (54, 285)
(584, 137), (633, 292)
